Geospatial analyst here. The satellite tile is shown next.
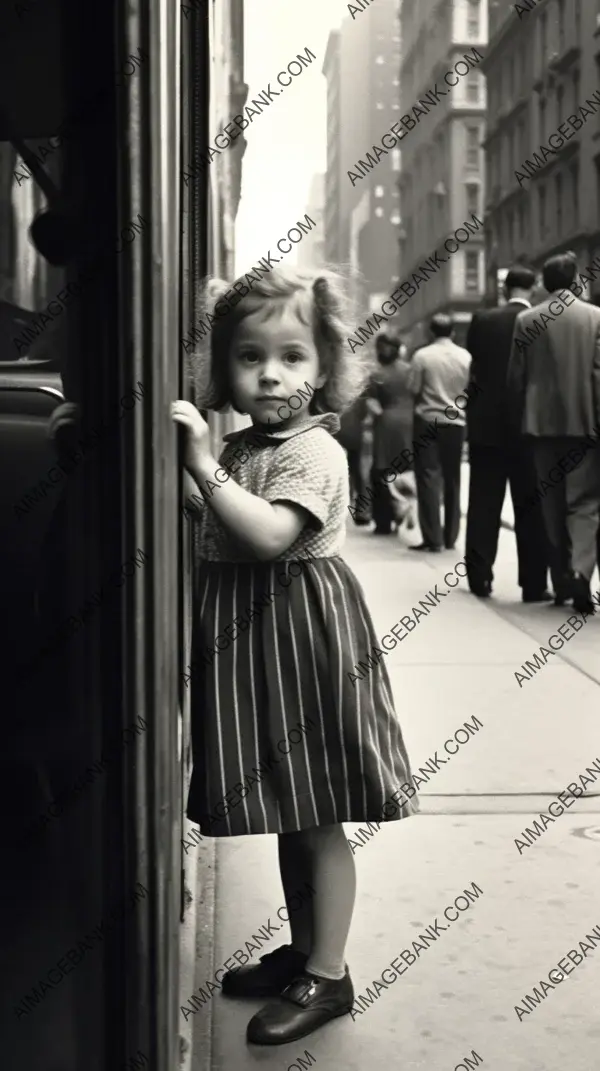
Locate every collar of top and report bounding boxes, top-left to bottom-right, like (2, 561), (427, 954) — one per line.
(222, 411), (340, 444)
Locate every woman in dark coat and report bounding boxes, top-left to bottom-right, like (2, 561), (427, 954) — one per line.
(367, 331), (413, 535)
(335, 392), (370, 524)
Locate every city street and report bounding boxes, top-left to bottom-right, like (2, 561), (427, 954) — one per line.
(191, 505), (600, 1071)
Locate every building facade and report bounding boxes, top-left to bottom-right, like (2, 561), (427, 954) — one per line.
(297, 173), (326, 269)
(207, 0), (248, 448)
(323, 31), (343, 266)
(482, 0), (600, 304)
(398, 0), (487, 348)
(323, 0), (401, 317)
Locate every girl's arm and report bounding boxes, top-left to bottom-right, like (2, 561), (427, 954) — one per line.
(187, 453), (308, 561)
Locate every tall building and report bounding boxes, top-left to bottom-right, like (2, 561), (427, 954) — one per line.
(322, 1), (402, 316)
(323, 30), (342, 266)
(207, 0), (248, 448)
(398, 0), (487, 348)
(297, 173), (325, 269)
(482, 0), (600, 303)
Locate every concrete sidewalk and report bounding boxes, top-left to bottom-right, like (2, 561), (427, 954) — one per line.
(191, 519), (600, 1071)
(458, 459), (600, 684)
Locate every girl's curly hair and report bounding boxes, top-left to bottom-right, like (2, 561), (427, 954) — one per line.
(188, 264), (376, 415)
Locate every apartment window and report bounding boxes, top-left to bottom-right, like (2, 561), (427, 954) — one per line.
(538, 184), (547, 237)
(466, 125), (479, 168)
(466, 182), (479, 215)
(490, 146), (499, 197)
(466, 73), (479, 103)
(375, 185), (385, 198)
(506, 209), (513, 254)
(465, 251), (479, 291)
(572, 70), (580, 114)
(555, 173), (563, 235)
(375, 55), (385, 65)
(374, 206), (384, 218)
(570, 161), (579, 226)
(518, 201), (526, 241)
(557, 83), (565, 124)
(518, 118), (526, 163)
(467, 0), (480, 38)
(488, 81), (495, 118)
(391, 210), (401, 225)
(558, 0), (565, 49)
(376, 102), (384, 110)
(391, 149), (401, 171)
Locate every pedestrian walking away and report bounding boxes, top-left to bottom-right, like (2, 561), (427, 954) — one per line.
(407, 313), (471, 552)
(366, 331), (414, 535)
(465, 264), (551, 602)
(171, 265), (418, 1049)
(506, 251), (600, 614)
(335, 391), (370, 525)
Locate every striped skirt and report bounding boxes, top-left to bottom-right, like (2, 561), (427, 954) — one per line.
(187, 555), (418, 836)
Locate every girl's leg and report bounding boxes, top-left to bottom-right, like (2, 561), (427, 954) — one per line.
(246, 823), (355, 1045)
(303, 823), (357, 981)
(277, 831), (313, 956)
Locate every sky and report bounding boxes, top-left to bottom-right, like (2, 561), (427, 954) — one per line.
(235, 0), (350, 272)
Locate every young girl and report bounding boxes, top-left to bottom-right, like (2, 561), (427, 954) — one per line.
(171, 266), (418, 1047)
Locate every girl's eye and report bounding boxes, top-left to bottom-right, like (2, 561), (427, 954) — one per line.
(285, 352), (303, 363)
(239, 351), (259, 363)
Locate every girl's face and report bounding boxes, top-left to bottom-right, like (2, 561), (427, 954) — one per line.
(229, 299), (326, 427)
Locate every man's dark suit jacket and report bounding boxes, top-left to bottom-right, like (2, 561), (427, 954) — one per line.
(466, 300), (530, 447)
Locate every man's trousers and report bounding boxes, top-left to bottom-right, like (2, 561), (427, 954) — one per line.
(531, 437), (600, 588)
(413, 417), (464, 549)
(465, 440), (548, 593)
(345, 447), (365, 504)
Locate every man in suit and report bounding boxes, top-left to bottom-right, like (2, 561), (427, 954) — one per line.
(465, 265), (550, 601)
(407, 313), (471, 552)
(506, 252), (600, 614)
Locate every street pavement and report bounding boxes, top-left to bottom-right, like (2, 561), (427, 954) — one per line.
(191, 484), (600, 1071)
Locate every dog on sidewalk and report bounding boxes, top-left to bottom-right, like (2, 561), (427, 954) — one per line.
(388, 471), (417, 532)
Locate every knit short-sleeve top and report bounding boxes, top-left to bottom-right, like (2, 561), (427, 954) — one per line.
(192, 413), (350, 562)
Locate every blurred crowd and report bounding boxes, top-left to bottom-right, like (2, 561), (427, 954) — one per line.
(337, 252), (600, 616)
